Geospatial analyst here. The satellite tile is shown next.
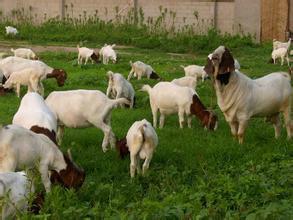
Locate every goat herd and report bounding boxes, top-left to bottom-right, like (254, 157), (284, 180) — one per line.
(0, 34), (292, 218)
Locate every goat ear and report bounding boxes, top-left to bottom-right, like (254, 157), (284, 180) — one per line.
(204, 57), (214, 77)
(219, 48), (235, 75)
(67, 149), (73, 161)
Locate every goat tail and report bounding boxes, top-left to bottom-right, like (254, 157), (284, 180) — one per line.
(140, 84), (152, 95)
(180, 65), (185, 69)
(77, 44), (80, 49)
(10, 48), (14, 53)
(129, 60), (133, 66)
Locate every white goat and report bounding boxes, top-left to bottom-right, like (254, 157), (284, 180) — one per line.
(205, 46), (292, 144)
(106, 71), (135, 108)
(11, 48), (37, 60)
(271, 47), (290, 66)
(99, 44), (117, 64)
(0, 124), (66, 192)
(77, 45), (99, 64)
(3, 67), (44, 97)
(0, 56), (67, 87)
(12, 92), (57, 144)
(45, 90), (130, 152)
(128, 61), (160, 80)
(5, 26), (18, 35)
(126, 119), (158, 178)
(171, 76), (197, 89)
(0, 171), (34, 219)
(141, 82), (218, 130)
(273, 38), (291, 50)
(180, 65), (208, 82)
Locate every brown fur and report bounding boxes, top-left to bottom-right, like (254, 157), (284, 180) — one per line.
(91, 52), (100, 63)
(46, 69), (67, 86)
(204, 57), (214, 77)
(218, 48), (235, 75)
(30, 125), (57, 145)
(190, 94), (218, 130)
(28, 192), (45, 214)
(116, 137), (129, 159)
(50, 153), (85, 189)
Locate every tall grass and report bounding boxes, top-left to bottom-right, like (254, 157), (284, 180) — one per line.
(0, 5), (255, 53)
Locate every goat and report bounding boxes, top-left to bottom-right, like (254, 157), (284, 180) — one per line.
(3, 67), (44, 97)
(77, 45), (99, 64)
(0, 124), (85, 192)
(171, 76), (197, 89)
(141, 82), (218, 130)
(5, 26), (18, 35)
(128, 61), (160, 80)
(12, 92), (57, 144)
(106, 71), (135, 108)
(11, 48), (38, 60)
(45, 89), (130, 152)
(99, 44), (117, 64)
(180, 65), (208, 82)
(271, 47), (290, 66)
(204, 45), (292, 143)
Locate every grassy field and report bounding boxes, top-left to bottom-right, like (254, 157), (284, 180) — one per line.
(0, 42), (292, 219)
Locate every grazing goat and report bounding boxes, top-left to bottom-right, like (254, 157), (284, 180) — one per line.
(273, 38), (291, 50)
(271, 47), (290, 66)
(5, 26), (18, 35)
(106, 71), (135, 108)
(181, 65), (208, 82)
(12, 92), (57, 144)
(77, 45), (99, 64)
(117, 119), (158, 178)
(0, 171), (33, 219)
(11, 48), (38, 60)
(99, 44), (117, 64)
(0, 124), (85, 192)
(45, 90), (130, 152)
(171, 76), (197, 89)
(141, 82), (218, 130)
(128, 61), (160, 80)
(3, 67), (44, 97)
(0, 56), (67, 87)
(204, 46), (292, 144)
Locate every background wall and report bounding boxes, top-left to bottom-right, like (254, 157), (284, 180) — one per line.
(0, 0), (290, 42)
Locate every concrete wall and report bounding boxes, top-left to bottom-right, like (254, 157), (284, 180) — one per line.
(0, 0), (265, 41)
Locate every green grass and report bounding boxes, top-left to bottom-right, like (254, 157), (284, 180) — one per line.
(0, 44), (292, 219)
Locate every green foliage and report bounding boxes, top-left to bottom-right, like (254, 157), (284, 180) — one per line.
(0, 43), (292, 219)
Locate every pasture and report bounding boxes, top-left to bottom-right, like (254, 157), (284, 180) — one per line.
(0, 41), (292, 219)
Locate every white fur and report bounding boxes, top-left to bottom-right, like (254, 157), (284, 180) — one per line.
(99, 44), (117, 64)
(77, 45), (96, 65)
(273, 38), (291, 50)
(128, 61), (155, 80)
(11, 48), (37, 60)
(45, 90), (130, 152)
(5, 26), (18, 35)
(3, 67), (44, 97)
(210, 46), (292, 143)
(0, 171), (34, 219)
(141, 82), (197, 129)
(12, 92), (57, 135)
(0, 124), (67, 192)
(106, 71), (135, 108)
(171, 76), (197, 89)
(271, 47), (290, 66)
(181, 65), (207, 82)
(126, 119), (158, 178)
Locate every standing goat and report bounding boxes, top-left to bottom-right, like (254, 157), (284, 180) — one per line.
(128, 61), (160, 80)
(271, 47), (290, 66)
(204, 46), (292, 143)
(141, 82), (218, 130)
(11, 48), (38, 60)
(77, 45), (99, 65)
(45, 90), (130, 152)
(0, 125), (85, 192)
(116, 119), (158, 178)
(99, 44), (117, 64)
(106, 71), (135, 108)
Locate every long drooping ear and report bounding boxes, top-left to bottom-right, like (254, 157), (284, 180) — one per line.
(218, 48), (235, 75)
(204, 57), (214, 77)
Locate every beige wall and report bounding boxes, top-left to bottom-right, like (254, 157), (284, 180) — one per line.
(0, 0), (263, 41)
